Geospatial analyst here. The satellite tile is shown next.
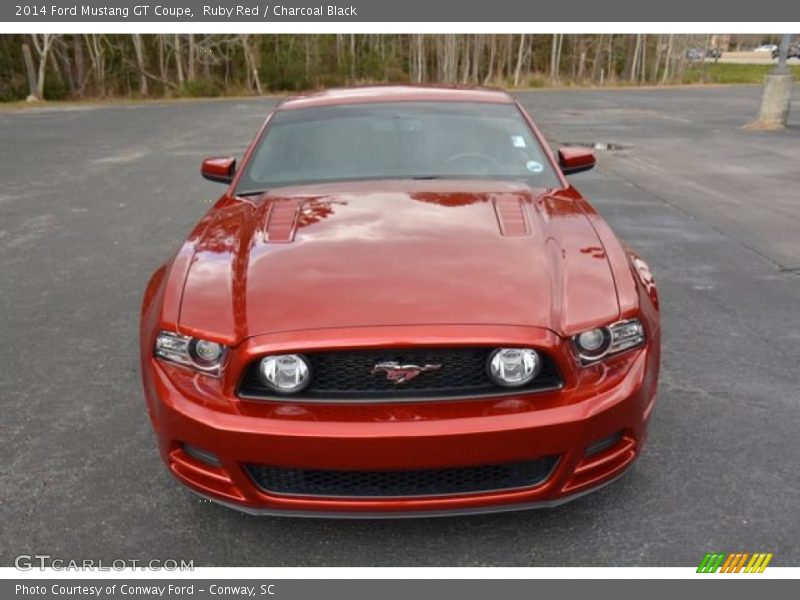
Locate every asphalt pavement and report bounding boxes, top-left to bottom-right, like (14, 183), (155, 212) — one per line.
(715, 51), (800, 64)
(1, 85), (798, 566)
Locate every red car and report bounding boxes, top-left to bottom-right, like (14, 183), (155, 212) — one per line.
(140, 86), (660, 517)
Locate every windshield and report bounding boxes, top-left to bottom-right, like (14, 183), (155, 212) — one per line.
(235, 101), (562, 192)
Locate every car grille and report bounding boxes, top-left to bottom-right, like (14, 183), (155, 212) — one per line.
(245, 457), (559, 498)
(237, 347), (562, 401)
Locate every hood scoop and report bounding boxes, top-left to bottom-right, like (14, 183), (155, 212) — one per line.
(492, 195), (530, 236)
(264, 199), (302, 242)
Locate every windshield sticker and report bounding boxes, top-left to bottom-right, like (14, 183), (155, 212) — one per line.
(526, 160), (544, 173)
(511, 135), (527, 148)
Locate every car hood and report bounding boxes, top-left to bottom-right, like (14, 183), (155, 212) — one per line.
(178, 180), (621, 342)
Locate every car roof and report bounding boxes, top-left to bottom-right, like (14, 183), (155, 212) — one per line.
(276, 85), (515, 111)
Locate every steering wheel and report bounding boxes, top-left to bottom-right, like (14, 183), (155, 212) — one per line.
(443, 152), (502, 168)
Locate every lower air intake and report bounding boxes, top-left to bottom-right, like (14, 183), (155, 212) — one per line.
(245, 456), (558, 498)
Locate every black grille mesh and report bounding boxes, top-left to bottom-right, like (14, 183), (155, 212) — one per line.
(238, 347), (561, 401)
(246, 457), (559, 497)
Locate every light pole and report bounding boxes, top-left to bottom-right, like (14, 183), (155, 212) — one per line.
(750, 35), (794, 129)
(775, 34), (792, 73)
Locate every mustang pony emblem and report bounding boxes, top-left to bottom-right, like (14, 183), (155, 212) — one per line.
(372, 361), (442, 384)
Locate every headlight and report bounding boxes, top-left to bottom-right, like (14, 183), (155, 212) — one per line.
(573, 319), (645, 363)
(575, 328), (611, 360)
(193, 339), (223, 362)
(487, 348), (541, 387)
(154, 331), (227, 375)
(259, 354), (311, 394)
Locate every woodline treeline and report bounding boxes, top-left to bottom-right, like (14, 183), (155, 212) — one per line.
(0, 33), (783, 102)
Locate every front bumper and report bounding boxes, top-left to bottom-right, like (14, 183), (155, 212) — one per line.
(141, 325), (658, 517)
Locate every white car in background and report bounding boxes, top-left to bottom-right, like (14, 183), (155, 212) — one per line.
(754, 44), (778, 52)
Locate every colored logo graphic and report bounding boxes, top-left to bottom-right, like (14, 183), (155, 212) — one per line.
(697, 553), (773, 573)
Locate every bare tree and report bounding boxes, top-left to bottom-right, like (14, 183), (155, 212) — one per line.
(29, 34), (56, 100)
(661, 34), (674, 83)
(471, 35), (484, 84)
(575, 36), (587, 82)
(83, 34), (107, 96)
(461, 36), (472, 84)
(73, 35), (86, 95)
(131, 34), (148, 96)
(591, 35), (604, 83)
(550, 34), (563, 82)
(21, 43), (38, 100)
(174, 34), (184, 87)
(630, 34), (642, 83)
(640, 35), (647, 83)
(187, 33), (196, 81)
(1, 34), (747, 102)
(439, 35), (457, 83)
(412, 35), (425, 83)
(484, 35), (496, 85)
(49, 36), (86, 97)
(349, 34), (356, 81)
(241, 35), (263, 94)
(513, 34), (527, 87)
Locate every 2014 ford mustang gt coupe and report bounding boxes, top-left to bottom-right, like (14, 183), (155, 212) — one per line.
(140, 86), (660, 517)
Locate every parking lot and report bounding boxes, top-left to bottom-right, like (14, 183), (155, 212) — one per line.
(715, 51), (800, 64)
(1, 85), (798, 566)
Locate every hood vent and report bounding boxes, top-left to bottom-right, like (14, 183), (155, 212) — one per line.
(493, 196), (530, 236)
(264, 199), (302, 242)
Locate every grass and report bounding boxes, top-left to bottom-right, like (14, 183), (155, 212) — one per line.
(681, 62), (800, 84)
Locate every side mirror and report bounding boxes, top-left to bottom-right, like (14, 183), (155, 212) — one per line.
(558, 147), (596, 175)
(201, 157), (236, 184)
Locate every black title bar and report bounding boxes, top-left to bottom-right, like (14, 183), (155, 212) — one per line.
(4, 0), (800, 22)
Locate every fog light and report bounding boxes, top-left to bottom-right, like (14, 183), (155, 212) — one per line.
(585, 431), (623, 457)
(259, 354), (311, 393)
(182, 443), (220, 467)
(487, 348), (541, 387)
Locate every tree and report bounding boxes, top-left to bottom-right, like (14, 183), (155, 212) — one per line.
(174, 34), (184, 87)
(513, 34), (527, 87)
(0, 33), (745, 102)
(661, 34), (674, 83)
(28, 34), (55, 100)
(83, 34), (107, 96)
(550, 33), (563, 82)
(131, 34), (148, 96)
(241, 35), (263, 94)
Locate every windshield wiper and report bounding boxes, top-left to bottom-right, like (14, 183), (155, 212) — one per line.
(235, 189), (270, 197)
